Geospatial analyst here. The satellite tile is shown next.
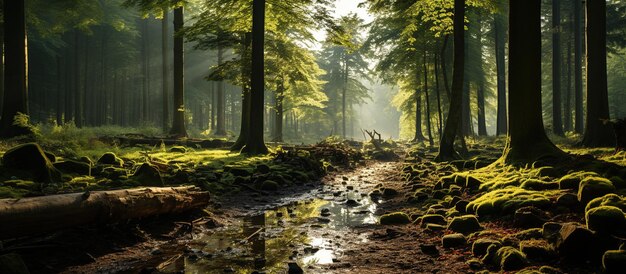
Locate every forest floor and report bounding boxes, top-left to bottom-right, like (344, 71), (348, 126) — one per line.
(2, 133), (626, 273)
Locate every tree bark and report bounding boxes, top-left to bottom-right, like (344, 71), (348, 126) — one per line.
(574, 0), (584, 133)
(162, 8), (170, 133)
(564, 21), (573, 132)
(503, 0), (564, 163)
(342, 53), (348, 139)
(423, 50), (434, 146)
(215, 47), (227, 136)
(56, 56), (63, 126)
(0, 187), (210, 240)
(414, 92), (425, 142)
(581, 0), (613, 147)
(494, 3), (508, 136)
(0, 0), (30, 138)
(476, 15), (487, 136)
(434, 52), (443, 137)
(141, 19), (149, 125)
(169, 6), (187, 138)
(74, 30), (83, 128)
(436, 0), (465, 161)
(241, 0), (268, 155)
(461, 33), (472, 137)
(272, 79), (284, 142)
(0, 24), (4, 118)
(231, 33), (252, 152)
(552, 0), (564, 136)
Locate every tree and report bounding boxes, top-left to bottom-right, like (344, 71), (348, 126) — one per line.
(501, 0), (565, 163)
(169, 5), (187, 138)
(494, 0), (507, 136)
(0, 0), (31, 138)
(240, 0), (268, 154)
(580, 0), (613, 147)
(436, 0), (465, 161)
(574, 0), (584, 133)
(162, 7), (169, 132)
(552, 0), (564, 136)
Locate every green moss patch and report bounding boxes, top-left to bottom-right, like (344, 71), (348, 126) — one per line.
(466, 187), (555, 216)
(578, 177), (615, 205)
(379, 212), (411, 225)
(585, 206), (626, 235)
(447, 215), (482, 235)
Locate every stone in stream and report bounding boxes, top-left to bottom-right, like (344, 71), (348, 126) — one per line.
(346, 199), (360, 207)
(2, 143), (62, 183)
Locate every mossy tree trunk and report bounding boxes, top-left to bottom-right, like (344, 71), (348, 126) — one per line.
(0, 0), (31, 139)
(169, 6), (187, 138)
(581, 0), (614, 147)
(436, 0), (465, 161)
(241, 0), (268, 155)
(502, 0), (565, 164)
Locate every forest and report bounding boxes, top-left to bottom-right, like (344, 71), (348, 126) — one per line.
(1, 0), (626, 273)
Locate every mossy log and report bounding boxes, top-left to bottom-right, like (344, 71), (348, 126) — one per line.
(0, 186), (210, 239)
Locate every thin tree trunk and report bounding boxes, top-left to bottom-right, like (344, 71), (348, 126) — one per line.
(56, 56), (63, 126)
(424, 50), (434, 146)
(342, 54), (348, 139)
(0, 25), (4, 118)
(436, 0), (465, 161)
(441, 35), (451, 99)
(169, 6), (187, 138)
(434, 52), (444, 137)
(495, 3), (508, 135)
(141, 19), (149, 125)
(83, 35), (90, 127)
(74, 30), (83, 128)
(476, 15), (487, 136)
(215, 47), (227, 136)
(273, 79), (284, 142)
(574, 0), (584, 133)
(64, 35), (73, 124)
(552, 0), (564, 136)
(581, 0), (613, 147)
(564, 22), (573, 132)
(503, 0), (564, 163)
(162, 8), (170, 132)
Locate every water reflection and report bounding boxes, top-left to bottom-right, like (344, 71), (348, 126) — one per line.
(184, 195), (379, 273)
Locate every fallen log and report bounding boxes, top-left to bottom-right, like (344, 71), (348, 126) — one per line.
(0, 186), (210, 240)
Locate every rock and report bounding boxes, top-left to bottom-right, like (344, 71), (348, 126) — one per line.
(521, 179), (559, 191)
(556, 193), (579, 208)
(425, 223), (446, 231)
(555, 223), (595, 260)
(1, 143), (61, 183)
(442, 233), (467, 248)
(420, 214), (447, 227)
(558, 171), (599, 190)
(447, 215), (482, 235)
(382, 188), (398, 198)
(514, 206), (548, 228)
(542, 222), (563, 243)
(455, 200), (470, 213)
(538, 266), (563, 274)
(379, 212), (411, 225)
(346, 199), (360, 207)
(79, 156), (93, 165)
(585, 206), (626, 235)
(53, 160), (91, 175)
(0, 253), (29, 274)
(465, 176), (483, 189)
(494, 246), (528, 271)
(97, 152), (124, 167)
(131, 163), (164, 186)
(472, 238), (502, 257)
(260, 180), (279, 191)
(419, 243), (439, 256)
(519, 240), (556, 261)
(169, 146), (187, 153)
(585, 194), (626, 213)
(578, 177), (615, 205)
(228, 167), (252, 177)
(603, 250), (626, 274)
(466, 259), (482, 270)
(255, 164), (271, 174)
(44, 151), (56, 162)
(287, 262), (303, 274)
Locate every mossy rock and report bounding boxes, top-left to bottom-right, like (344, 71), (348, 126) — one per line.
(465, 175), (483, 189)
(472, 238), (502, 257)
(519, 240), (556, 261)
(558, 171), (600, 190)
(538, 266), (563, 274)
(169, 146), (187, 153)
(442, 233), (467, 248)
(131, 163), (164, 187)
(97, 152), (124, 167)
(227, 166), (252, 177)
(514, 206), (548, 228)
(0, 186), (31, 199)
(2, 143), (62, 183)
(586, 194), (626, 213)
(610, 176), (626, 189)
(0, 253), (29, 274)
(379, 212), (411, 225)
(521, 179), (559, 191)
(513, 228), (544, 240)
(447, 215), (482, 235)
(260, 180), (279, 191)
(255, 164), (271, 174)
(603, 250), (626, 274)
(556, 193), (579, 208)
(466, 187), (552, 216)
(420, 214), (447, 227)
(578, 177), (615, 205)
(494, 246), (528, 271)
(100, 166), (128, 180)
(382, 188), (399, 198)
(585, 206), (626, 235)
(425, 223), (447, 231)
(2, 180), (39, 191)
(54, 160), (91, 175)
(44, 151), (57, 163)
(542, 222), (563, 242)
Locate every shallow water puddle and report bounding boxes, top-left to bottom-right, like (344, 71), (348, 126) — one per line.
(183, 194), (380, 273)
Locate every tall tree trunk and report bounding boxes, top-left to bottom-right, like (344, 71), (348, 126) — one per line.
(441, 35), (451, 99)
(64, 36), (73, 124)
(434, 52), (444, 137)
(342, 54), (348, 139)
(476, 16), (487, 136)
(503, 0), (564, 163)
(169, 6), (187, 138)
(141, 19), (149, 125)
(74, 30), (83, 128)
(272, 79), (284, 142)
(477, 84), (487, 136)
(424, 50), (434, 146)
(83, 35), (90, 127)
(241, 0), (268, 155)
(564, 23), (573, 132)
(581, 0), (613, 147)
(495, 3), (508, 135)
(574, 0), (584, 133)
(461, 32), (472, 137)
(414, 92), (425, 142)
(215, 47), (227, 136)
(436, 0), (465, 161)
(231, 33), (251, 151)
(0, 25), (4, 117)
(0, 0), (30, 138)
(162, 8), (170, 132)
(56, 56), (63, 126)
(552, 0), (564, 136)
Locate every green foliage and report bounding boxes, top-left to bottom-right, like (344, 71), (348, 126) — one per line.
(466, 187), (554, 216)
